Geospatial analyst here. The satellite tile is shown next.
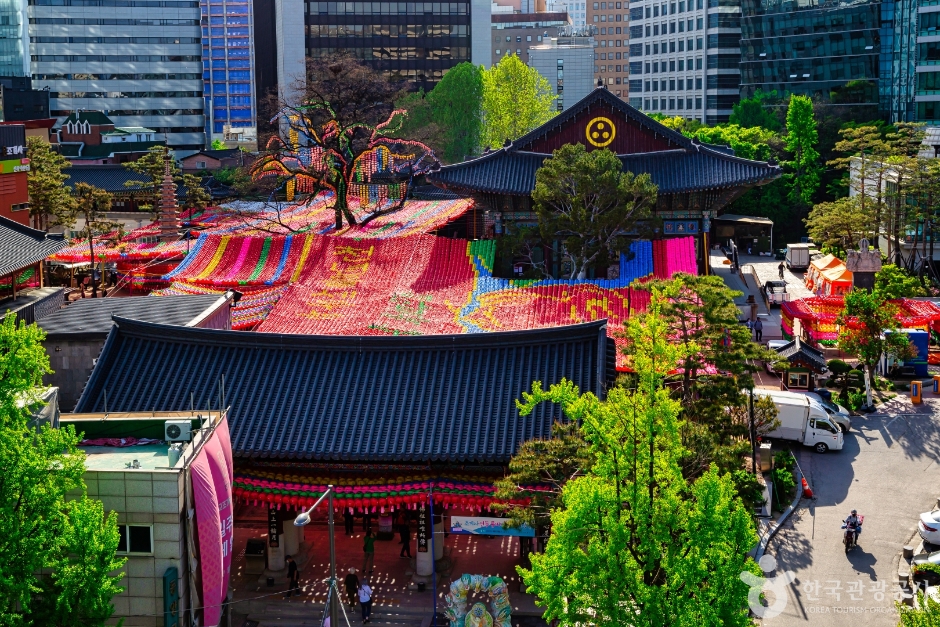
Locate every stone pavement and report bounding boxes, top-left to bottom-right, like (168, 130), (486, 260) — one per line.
(228, 520), (544, 626)
(762, 396), (940, 626)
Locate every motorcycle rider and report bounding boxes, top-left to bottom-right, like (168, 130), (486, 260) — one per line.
(844, 510), (862, 544)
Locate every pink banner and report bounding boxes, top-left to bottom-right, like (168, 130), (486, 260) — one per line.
(190, 420), (235, 627)
(205, 435), (234, 599)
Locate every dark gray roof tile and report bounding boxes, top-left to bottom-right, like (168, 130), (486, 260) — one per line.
(0, 215), (66, 277)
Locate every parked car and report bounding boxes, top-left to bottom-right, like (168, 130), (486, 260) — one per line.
(764, 280), (789, 306)
(765, 340), (789, 374)
(919, 510), (940, 545)
(800, 392), (851, 433)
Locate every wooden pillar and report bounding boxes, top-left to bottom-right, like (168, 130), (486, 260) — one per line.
(10, 271), (16, 300)
(38, 261), (44, 288)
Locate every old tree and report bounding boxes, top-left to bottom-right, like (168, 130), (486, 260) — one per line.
(252, 55), (437, 230)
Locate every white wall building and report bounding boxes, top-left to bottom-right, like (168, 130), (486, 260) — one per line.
(529, 35), (595, 111)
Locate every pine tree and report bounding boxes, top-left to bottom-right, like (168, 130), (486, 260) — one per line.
(26, 137), (75, 231)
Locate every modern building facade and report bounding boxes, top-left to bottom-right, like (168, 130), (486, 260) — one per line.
(0, 0), (28, 77)
(28, 0), (206, 150)
(267, 0), (491, 103)
(585, 0), (629, 99)
(627, 0), (738, 124)
(548, 0), (588, 25)
(201, 0), (257, 148)
(528, 31), (596, 110)
(740, 0), (882, 111)
(0, 76), (48, 121)
(915, 0), (940, 123)
(491, 11), (569, 64)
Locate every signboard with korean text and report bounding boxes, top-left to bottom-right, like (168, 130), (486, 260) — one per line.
(268, 505), (279, 547)
(163, 566), (179, 627)
(417, 503), (429, 553)
(450, 516), (535, 537)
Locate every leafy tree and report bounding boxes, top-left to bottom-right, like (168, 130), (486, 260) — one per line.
(481, 54), (555, 149)
(874, 264), (926, 299)
(426, 62), (483, 163)
(251, 55), (437, 229)
(0, 315), (125, 625)
(837, 289), (917, 407)
(645, 113), (703, 135)
(898, 590), (940, 626)
(804, 196), (876, 253)
(531, 144), (656, 279)
(784, 95), (822, 205)
(630, 274), (780, 478)
(211, 138), (226, 150)
(491, 419), (591, 534)
(691, 124), (778, 161)
(26, 137), (75, 231)
(828, 125), (890, 245)
(729, 89), (781, 131)
(70, 183), (116, 297)
(124, 146), (211, 214)
(517, 298), (758, 627)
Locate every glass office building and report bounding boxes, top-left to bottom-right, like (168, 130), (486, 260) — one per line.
(916, 0), (940, 123)
(0, 0), (27, 76)
(740, 0), (917, 121)
(201, 0), (257, 146)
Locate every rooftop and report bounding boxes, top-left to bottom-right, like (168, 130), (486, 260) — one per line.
(38, 293), (229, 338)
(80, 443), (171, 471)
(0, 215), (66, 278)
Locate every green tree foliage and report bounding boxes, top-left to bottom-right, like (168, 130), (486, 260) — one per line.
(426, 62), (483, 162)
(898, 591), (940, 626)
(491, 419), (591, 532)
(70, 183), (117, 296)
(874, 264), (927, 299)
(804, 196), (876, 253)
(125, 146), (211, 214)
(517, 299), (758, 627)
(729, 89), (782, 131)
(26, 137), (75, 231)
(784, 95), (822, 205)
(631, 274), (780, 478)
(211, 138), (226, 150)
(837, 289), (917, 407)
(481, 55), (555, 149)
(0, 315), (125, 625)
(531, 144), (657, 279)
(692, 124), (778, 161)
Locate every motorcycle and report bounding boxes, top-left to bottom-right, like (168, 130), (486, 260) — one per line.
(841, 515), (864, 552)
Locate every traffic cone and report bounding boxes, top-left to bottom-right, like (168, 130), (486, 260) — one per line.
(801, 477), (814, 499)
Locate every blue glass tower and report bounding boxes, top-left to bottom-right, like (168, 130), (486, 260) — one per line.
(201, 0), (257, 147)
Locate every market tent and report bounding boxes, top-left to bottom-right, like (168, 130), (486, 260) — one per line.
(819, 265), (853, 296)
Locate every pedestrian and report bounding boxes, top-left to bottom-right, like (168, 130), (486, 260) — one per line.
(745, 319), (753, 333)
(362, 529), (375, 574)
(362, 511), (373, 533)
(754, 318), (763, 342)
(747, 246), (752, 256)
(344, 567), (359, 608)
(285, 555), (299, 599)
(778, 262), (785, 280)
(344, 509), (354, 536)
(359, 579), (373, 624)
(397, 512), (412, 558)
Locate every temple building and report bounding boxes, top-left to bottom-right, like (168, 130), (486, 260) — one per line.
(427, 86), (781, 273)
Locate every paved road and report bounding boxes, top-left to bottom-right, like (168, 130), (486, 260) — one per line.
(764, 397), (940, 626)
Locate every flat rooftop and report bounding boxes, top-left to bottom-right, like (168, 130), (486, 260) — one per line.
(80, 443), (172, 471)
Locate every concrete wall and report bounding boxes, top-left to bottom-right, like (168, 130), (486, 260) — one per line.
(44, 337), (105, 412)
(83, 469), (187, 627)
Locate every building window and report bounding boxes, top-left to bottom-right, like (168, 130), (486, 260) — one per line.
(117, 525), (153, 554)
(197, 161), (207, 169)
(495, 49), (500, 54)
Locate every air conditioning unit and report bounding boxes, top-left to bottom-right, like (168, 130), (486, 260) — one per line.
(164, 420), (192, 442)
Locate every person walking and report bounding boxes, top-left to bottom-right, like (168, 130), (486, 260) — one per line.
(362, 529), (375, 574)
(344, 509), (354, 536)
(359, 579), (373, 624)
(397, 512), (412, 558)
(754, 318), (763, 343)
(285, 555), (299, 599)
(778, 262), (785, 280)
(344, 567), (359, 608)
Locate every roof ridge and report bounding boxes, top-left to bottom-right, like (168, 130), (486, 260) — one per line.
(0, 214), (64, 241)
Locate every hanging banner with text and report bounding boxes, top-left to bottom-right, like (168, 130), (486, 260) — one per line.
(450, 516), (535, 537)
(417, 503), (429, 553)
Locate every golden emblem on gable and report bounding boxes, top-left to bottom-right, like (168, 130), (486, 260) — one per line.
(585, 117), (616, 147)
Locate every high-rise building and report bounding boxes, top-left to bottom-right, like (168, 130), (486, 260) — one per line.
(913, 0), (940, 123)
(0, 0), (28, 77)
(528, 31), (595, 110)
(201, 0), (257, 148)
(627, 0), (739, 124)
(267, 0), (491, 102)
(491, 11), (569, 65)
(585, 0), (629, 99)
(29, 0), (206, 150)
(548, 0), (588, 25)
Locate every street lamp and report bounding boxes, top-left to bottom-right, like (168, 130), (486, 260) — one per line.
(294, 485), (348, 627)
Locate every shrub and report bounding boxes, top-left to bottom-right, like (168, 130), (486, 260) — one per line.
(771, 451), (796, 510)
(731, 470), (766, 511)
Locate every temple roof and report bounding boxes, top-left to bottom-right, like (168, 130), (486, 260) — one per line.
(75, 317), (610, 463)
(773, 338), (828, 373)
(0, 215), (66, 278)
(428, 88), (781, 196)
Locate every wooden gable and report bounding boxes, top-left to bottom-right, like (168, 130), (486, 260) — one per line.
(514, 92), (688, 155)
